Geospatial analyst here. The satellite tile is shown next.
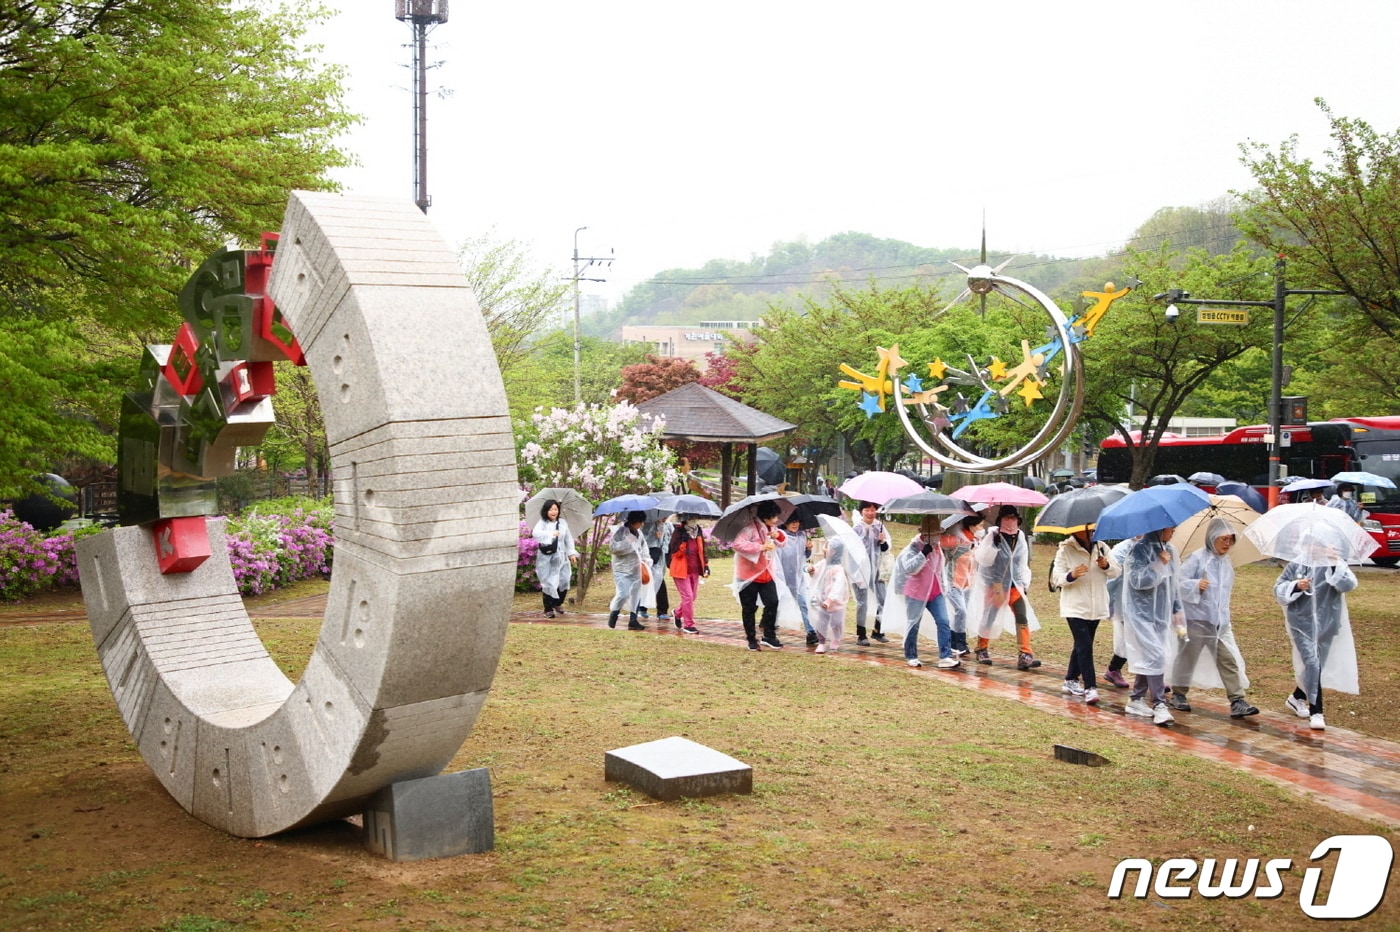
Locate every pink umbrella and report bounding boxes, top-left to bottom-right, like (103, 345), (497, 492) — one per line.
(837, 471), (926, 506)
(950, 481), (1049, 508)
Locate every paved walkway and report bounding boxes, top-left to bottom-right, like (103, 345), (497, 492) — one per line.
(24, 595), (1399, 829)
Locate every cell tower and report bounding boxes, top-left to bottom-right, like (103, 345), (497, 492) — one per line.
(394, 1), (448, 213)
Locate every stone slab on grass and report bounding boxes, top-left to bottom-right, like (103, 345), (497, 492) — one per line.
(605, 736), (752, 801)
(363, 768), (494, 861)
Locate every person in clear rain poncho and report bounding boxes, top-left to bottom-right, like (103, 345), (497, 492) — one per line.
(1120, 526), (1183, 726)
(885, 532), (960, 670)
(607, 510), (651, 631)
(1275, 544), (1360, 732)
(1100, 536), (1138, 688)
(532, 499), (579, 618)
(807, 538), (851, 653)
(939, 512), (984, 657)
(967, 505), (1041, 670)
(775, 515), (817, 644)
(1168, 518), (1259, 719)
(1326, 482), (1366, 523)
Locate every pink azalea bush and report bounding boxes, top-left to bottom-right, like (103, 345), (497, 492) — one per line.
(226, 498), (333, 596)
(0, 509), (65, 601)
(516, 520), (541, 592)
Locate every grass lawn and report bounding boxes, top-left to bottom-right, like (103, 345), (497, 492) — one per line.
(2, 521), (1398, 930)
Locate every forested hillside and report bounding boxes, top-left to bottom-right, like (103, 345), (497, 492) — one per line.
(583, 231), (1096, 337)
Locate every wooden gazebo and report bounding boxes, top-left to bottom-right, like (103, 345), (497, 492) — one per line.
(636, 382), (797, 508)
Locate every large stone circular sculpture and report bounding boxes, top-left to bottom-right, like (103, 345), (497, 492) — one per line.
(75, 192), (518, 837)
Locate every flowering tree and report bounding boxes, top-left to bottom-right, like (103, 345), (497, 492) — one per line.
(518, 401), (679, 599)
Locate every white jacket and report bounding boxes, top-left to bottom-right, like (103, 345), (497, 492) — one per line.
(1052, 536), (1120, 621)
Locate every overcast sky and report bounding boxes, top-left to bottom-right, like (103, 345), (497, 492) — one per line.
(306, 1), (1400, 304)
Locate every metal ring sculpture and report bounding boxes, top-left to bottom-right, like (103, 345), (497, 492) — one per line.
(76, 192), (517, 837)
(893, 269), (1083, 472)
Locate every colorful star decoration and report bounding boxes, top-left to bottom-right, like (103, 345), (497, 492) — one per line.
(839, 280), (1134, 436)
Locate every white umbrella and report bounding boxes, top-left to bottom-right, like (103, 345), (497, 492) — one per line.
(522, 487), (592, 537)
(1244, 502), (1379, 566)
(815, 513), (870, 589)
(1171, 494), (1263, 566)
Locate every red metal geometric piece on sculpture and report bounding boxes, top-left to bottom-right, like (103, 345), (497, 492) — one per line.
(247, 232), (306, 366)
(152, 516), (212, 574)
(162, 323), (203, 396)
(224, 360), (276, 403)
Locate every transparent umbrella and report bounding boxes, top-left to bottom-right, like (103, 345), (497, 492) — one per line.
(1244, 503), (1379, 566)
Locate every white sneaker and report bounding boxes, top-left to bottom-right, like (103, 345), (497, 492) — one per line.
(1125, 698), (1153, 717)
(1310, 713), (1326, 731)
(1062, 680), (1085, 696)
(1084, 688), (1100, 705)
(1286, 695), (1310, 719)
(936, 656), (961, 669)
(907, 658), (923, 668)
(814, 643), (827, 654)
(1152, 702), (1175, 726)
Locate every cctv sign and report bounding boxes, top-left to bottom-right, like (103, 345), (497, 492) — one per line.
(1198, 307), (1250, 325)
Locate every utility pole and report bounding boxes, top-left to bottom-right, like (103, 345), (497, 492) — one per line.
(394, 1), (448, 214)
(571, 227), (614, 403)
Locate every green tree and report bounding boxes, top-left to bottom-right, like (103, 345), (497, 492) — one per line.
(458, 233), (569, 379)
(0, 0), (354, 495)
(517, 402), (678, 599)
(1077, 247), (1282, 487)
(1237, 99), (1400, 341)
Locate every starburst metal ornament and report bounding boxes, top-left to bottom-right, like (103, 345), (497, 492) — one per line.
(838, 242), (1137, 472)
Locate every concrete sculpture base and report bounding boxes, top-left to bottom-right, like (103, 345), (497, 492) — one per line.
(76, 192), (517, 837)
(363, 768), (494, 861)
(605, 736), (752, 801)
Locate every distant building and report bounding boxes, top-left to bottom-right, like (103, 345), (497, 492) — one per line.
(620, 320), (761, 361)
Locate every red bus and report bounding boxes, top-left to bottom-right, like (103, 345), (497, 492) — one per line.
(1098, 416), (1400, 566)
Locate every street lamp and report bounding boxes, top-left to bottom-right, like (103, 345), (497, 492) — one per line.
(1152, 257), (1345, 506)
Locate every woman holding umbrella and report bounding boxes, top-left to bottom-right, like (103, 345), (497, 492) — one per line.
(667, 516), (709, 633)
(532, 499), (579, 618)
(731, 499), (788, 651)
(1120, 527), (1184, 726)
(1050, 526), (1119, 705)
(607, 510), (651, 631)
(967, 505), (1041, 670)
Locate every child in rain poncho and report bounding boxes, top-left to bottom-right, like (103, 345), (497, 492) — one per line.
(939, 513), (983, 657)
(808, 538), (851, 654)
(1275, 550), (1360, 732)
(1121, 527), (1183, 726)
(1169, 518), (1259, 719)
(967, 505), (1040, 670)
(775, 516), (816, 642)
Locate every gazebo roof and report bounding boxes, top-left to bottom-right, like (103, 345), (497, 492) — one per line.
(636, 382), (796, 443)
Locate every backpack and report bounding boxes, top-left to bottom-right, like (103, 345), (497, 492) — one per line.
(1047, 560), (1061, 593)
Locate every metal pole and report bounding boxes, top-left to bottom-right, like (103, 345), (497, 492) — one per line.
(1267, 257), (1286, 507)
(572, 226), (586, 404)
(414, 21), (429, 213)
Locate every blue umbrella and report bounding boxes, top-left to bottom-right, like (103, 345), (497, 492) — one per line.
(1093, 483), (1211, 542)
(593, 494), (660, 517)
(1216, 480), (1268, 514)
(1329, 470), (1397, 490)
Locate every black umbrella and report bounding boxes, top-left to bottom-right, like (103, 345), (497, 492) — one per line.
(1032, 484), (1131, 534)
(711, 493), (796, 543)
(783, 494), (843, 530)
(878, 491), (967, 516)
